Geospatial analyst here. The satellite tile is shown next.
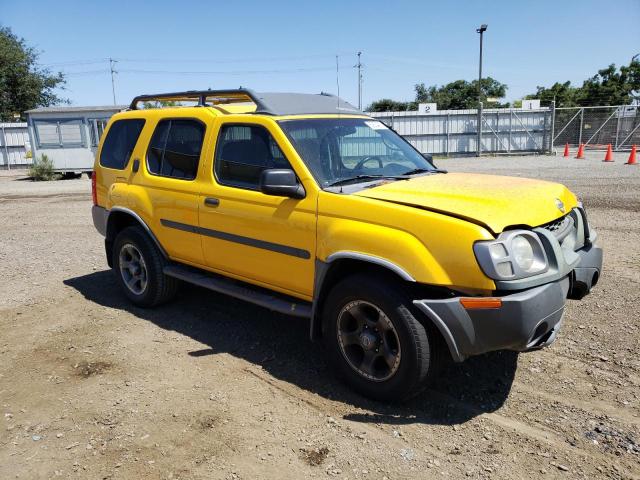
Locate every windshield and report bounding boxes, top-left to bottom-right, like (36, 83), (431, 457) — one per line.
(278, 118), (435, 187)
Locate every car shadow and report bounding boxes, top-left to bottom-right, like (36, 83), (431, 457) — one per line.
(64, 270), (518, 426)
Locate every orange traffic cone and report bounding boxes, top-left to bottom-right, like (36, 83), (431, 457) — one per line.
(603, 144), (613, 162)
(626, 145), (637, 165)
(563, 143), (570, 157)
(576, 143), (585, 159)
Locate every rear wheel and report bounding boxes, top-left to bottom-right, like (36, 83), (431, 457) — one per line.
(322, 274), (441, 401)
(112, 226), (177, 307)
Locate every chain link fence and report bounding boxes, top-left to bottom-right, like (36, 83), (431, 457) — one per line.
(553, 105), (639, 151)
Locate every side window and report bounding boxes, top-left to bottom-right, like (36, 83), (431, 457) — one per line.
(146, 119), (204, 180)
(215, 124), (290, 189)
(34, 119), (85, 148)
(99, 119), (145, 170)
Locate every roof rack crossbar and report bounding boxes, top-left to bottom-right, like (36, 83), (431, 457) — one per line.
(128, 88), (273, 113)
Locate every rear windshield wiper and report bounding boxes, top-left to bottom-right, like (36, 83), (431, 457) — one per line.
(401, 167), (448, 175)
(326, 175), (400, 187)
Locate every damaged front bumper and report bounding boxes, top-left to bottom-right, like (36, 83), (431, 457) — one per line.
(414, 241), (603, 362)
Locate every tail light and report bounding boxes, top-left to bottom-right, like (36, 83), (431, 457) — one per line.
(91, 171), (97, 205)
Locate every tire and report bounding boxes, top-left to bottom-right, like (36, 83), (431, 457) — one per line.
(112, 225), (178, 307)
(322, 273), (441, 401)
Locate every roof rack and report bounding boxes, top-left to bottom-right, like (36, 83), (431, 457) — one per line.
(129, 88), (271, 113)
(129, 89), (362, 116)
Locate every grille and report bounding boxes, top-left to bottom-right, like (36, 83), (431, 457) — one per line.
(540, 214), (573, 239)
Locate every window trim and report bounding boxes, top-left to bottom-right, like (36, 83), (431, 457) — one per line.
(144, 117), (206, 182)
(213, 122), (294, 192)
(98, 118), (146, 171)
(33, 118), (86, 149)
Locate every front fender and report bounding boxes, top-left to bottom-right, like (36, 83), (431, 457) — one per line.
(317, 193), (496, 292)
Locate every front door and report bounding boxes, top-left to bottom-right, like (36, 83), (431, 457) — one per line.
(198, 118), (317, 299)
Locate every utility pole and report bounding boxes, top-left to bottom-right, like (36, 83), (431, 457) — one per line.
(355, 51), (363, 110)
(109, 58), (118, 105)
(476, 24), (487, 157)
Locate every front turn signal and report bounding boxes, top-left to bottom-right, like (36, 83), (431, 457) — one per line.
(460, 298), (503, 310)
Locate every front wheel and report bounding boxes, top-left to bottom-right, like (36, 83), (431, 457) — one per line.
(112, 226), (177, 307)
(322, 274), (442, 401)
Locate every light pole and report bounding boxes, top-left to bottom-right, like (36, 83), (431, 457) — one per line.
(477, 24), (487, 102)
(476, 24), (487, 157)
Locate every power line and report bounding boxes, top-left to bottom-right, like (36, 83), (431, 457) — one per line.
(117, 52), (353, 64)
(63, 69), (111, 76)
(117, 65), (352, 76)
(44, 52), (353, 68)
(42, 58), (109, 67)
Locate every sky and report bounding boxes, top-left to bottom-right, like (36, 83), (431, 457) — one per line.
(3, 0), (639, 108)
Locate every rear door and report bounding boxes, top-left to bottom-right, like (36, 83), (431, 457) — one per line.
(128, 110), (212, 266)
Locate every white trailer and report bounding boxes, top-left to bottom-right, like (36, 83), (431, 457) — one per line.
(25, 105), (125, 174)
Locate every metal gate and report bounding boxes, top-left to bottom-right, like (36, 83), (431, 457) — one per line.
(553, 105), (639, 151)
(0, 123), (30, 169)
(369, 107), (551, 155)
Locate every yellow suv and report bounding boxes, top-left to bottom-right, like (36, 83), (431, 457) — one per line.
(92, 89), (602, 400)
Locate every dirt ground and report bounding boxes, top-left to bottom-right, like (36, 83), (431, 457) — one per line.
(1, 154), (639, 480)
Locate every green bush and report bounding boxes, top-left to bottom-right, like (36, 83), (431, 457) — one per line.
(29, 154), (56, 181)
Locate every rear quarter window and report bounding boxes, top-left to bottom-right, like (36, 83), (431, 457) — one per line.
(99, 119), (145, 170)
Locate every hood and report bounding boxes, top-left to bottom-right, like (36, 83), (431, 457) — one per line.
(354, 173), (578, 234)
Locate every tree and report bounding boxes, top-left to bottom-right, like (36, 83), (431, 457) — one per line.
(0, 26), (67, 121)
(367, 77), (508, 112)
(367, 98), (412, 112)
(578, 62), (640, 106)
(415, 77), (508, 109)
(142, 100), (180, 109)
(525, 81), (578, 107)
(526, 62), (640, 107)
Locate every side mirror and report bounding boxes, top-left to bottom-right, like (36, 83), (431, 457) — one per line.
(259, 169), (305, 199)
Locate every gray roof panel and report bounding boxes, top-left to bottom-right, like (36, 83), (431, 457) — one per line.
(254, 92), (362, 116)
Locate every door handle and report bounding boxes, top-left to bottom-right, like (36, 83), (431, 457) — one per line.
(204, 197), (220, 207)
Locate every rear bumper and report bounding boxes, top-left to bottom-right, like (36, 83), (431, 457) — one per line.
(92, 205), (108, 236)
(414, 242), (603, 362)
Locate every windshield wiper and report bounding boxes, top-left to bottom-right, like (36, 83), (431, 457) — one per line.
(326, 168), (447, 188)
(401, 167), (448, 176)
(326, 175), (399, 187)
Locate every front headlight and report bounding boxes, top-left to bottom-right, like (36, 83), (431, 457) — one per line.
(512, 235), (534, 270)
(474, 231), (548, 281)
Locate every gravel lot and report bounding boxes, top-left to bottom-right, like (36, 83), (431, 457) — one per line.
(1, 154), (639, 480)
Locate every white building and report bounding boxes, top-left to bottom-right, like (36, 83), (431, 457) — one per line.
(25, 105), (125, 174)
